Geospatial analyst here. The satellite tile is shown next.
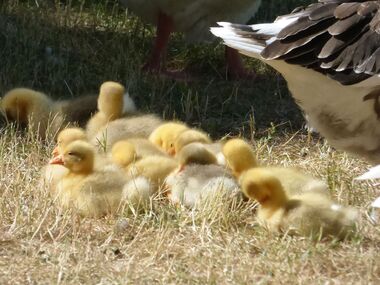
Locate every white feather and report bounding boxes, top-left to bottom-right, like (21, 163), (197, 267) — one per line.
(122, 92), (137, 114)
(211, 21), (380, 163)
(372, 197), (380, 208)
(122, 177), (154, 205)
(211, 25), (264, 58)
(122, 0), (262, 42)
(355, 165), (380, 180)
(368, 197), (380, 224)
(216, 152), (226, 166)
(211, 18), (298, 59)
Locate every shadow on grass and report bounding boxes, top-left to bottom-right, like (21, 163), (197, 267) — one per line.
(0, 0), (309, 138)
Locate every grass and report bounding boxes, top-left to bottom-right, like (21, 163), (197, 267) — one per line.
(0, 0), (309, 136)
(1, 128), (379, 284)
(0, 0), (379, 283)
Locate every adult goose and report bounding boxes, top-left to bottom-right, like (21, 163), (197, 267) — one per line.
(211, 0), (380, 164)
(120, 0), (262, 79)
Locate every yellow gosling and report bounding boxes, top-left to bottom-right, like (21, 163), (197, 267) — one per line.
(91, 114), (164, 150)
(222, 138), (258, 177)
(111, 140), (137, 168)
(222, 138), (328, 196)
(86, 81), (125, 139)
(50, 140), (126, 217)
(165, 142), (240, 208)
(1, 88), (98, 139)
(1, 88), (53, 138)
(241, 168), (357, 239)
(177, 143), (217, 170)
(174, 128), (212, 154)
(148, 122), (189, 155)
(52, 127), (87, 157)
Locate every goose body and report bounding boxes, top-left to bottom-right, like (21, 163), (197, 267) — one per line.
(111, 139), (172, 173)
(211, 1), (380, 163)
(174, 128), (212, 153)
(111, 139), (176, 204)
(120, 0), (262, 78)
(121, 0), (262, 42)
(112, 138), (167, 165)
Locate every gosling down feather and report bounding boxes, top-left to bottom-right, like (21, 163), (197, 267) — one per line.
(241, 168), (357, 239)
(211, 0), (380, 164)
(166, 143), (240, 208)
(50, 140), (126, 217)
(1, 88), (97, 139)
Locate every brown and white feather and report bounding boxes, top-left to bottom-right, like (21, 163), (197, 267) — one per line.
(211, 1), (380, 163)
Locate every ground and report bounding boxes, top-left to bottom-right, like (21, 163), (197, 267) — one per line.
(0, 0), (379, 284)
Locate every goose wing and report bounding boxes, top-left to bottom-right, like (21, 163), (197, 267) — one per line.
(212, 0), (380, 85)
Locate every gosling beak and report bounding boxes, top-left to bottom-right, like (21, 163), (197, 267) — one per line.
(49, 154), (64, 165)
(167, 148), (176, 156)
(52, 146), (59, 157)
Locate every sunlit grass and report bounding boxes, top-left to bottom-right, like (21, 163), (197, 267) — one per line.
(0, 125), (379, 283)
(0, 0), (379, 283)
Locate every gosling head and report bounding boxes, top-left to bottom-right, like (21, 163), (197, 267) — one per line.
(111, 140), (137, 168)
(174, 129), (212, 155)
(240, 168), (288, 208)
(1, 88), (52, 125)
(53, 127), (87, 157)
(50, 140), (95, 174)
(149, 122), (188, 155)
(177, 143), (217, 171)
(97, 81), (125, 119)
(222, 138), (258, 177)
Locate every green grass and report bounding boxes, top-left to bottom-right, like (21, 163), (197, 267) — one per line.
(0, 0), (379, 284)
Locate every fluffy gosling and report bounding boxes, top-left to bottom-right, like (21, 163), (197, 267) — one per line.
(50, 140), (126, 217)
(241, 168), (357, 239)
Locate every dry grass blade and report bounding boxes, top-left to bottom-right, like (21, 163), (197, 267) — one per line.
(0, 0), (379, 283)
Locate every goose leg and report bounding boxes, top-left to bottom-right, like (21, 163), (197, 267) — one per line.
(143, 11), (173, 73)
(143, 12), (190, 80)
(225, 46), (256, 80)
